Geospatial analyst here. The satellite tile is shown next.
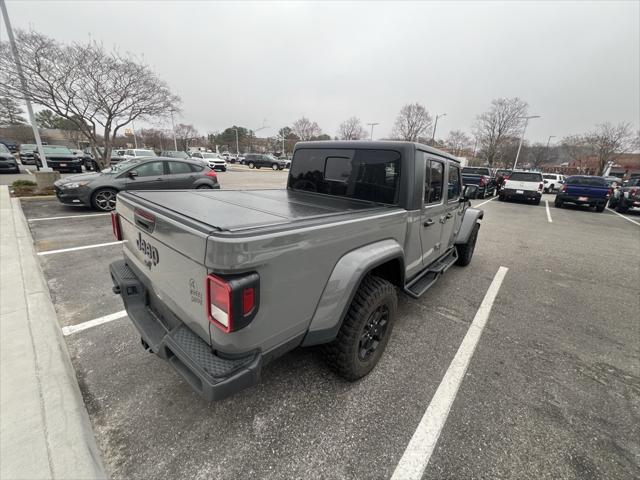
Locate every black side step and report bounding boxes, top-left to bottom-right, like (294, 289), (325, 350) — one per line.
(403, 248), (458, 299)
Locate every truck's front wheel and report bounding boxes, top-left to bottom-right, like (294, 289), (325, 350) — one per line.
(324, 275), (397, 381)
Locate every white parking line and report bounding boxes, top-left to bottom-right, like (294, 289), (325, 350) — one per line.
(61, 310), (127, 336)
(475, 196), (497, 208)
(391, 266), (509, 480)
(29, 213), (110, 222)
(37, 240), (125, 256)
(545, 200), (553, 223)
(606, 208), (640, 226)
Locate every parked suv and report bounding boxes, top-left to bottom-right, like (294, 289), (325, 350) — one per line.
(191, 152), (227, 171)
(244, 153), (287, 170)
(35, 145), (83, 173)
(19, 144), (38, 165)
(499, 171), (544, 204)
(53, 157), (220, 211)
(0, 143), (19, 174)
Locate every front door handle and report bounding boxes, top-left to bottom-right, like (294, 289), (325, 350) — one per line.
(423, 219), (434, 227)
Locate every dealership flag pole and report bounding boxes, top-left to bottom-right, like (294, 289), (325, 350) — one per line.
(0, 0), (50, 171)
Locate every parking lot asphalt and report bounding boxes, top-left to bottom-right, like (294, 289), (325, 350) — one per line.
(18, 175), (640, 479)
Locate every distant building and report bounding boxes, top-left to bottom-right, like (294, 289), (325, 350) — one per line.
(566, 153), (640, 178)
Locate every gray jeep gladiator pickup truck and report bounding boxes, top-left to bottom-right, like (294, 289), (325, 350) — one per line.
(109, 141), (484, 400)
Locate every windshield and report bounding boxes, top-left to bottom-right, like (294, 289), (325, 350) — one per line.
(163, 151), (189, 158)
(134, 150), (156, 156)
(509, 172), (542, 182)
(0, 144), (9, 154)
(462, 167), (490, 175)
(43, 146), (72, 155)
(566, 176), (606, 186)
(102, 158), (141, 174)
(288, 148), (401, 205)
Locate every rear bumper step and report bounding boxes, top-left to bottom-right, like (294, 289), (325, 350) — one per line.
(109, 259), (261, 401)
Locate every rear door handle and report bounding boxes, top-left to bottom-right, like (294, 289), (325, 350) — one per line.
(423, 219), (434, 227)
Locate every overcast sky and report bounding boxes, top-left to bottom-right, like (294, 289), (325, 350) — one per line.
(2, 0), (639, 143)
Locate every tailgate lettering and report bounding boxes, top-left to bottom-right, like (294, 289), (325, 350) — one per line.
(136, 232), (160, 266)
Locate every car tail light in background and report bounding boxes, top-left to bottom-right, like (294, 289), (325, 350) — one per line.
(479, 176), (486, 187)
(111, 212), (122, 240)
(538, 183), (544, 191)
(607, 188), (612, 197)
(631, 187), (638, 197)
(206, 272), (260, 333)
(206, 170), (217, 179)
(561, 184), (568, 193)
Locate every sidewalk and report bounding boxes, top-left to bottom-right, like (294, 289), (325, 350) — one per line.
(0, 186), (106, 479)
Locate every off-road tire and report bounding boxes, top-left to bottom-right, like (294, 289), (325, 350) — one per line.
(323, 275), (397, 381)
(455, 223), (479, 266)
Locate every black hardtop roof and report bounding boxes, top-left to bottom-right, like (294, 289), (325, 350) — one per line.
(294, 140), (460, 163)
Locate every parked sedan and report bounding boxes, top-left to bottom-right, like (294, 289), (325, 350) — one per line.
(53, 157), (220, 211)
(35, 145), (83, 173)
(0, 143), (20, 174)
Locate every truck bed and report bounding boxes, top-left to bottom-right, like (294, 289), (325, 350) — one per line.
(120, 189), (398, 234)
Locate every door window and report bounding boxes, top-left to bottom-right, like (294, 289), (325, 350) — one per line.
(167, 161), (192, 174)
(447, 164), (461, 202)
(132, 161), (165, 177)
(425, 159), (444, 205)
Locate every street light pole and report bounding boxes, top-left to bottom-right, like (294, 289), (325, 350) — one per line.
(170, 110), (178, 150)
(131, 120), (138, 149)
(546, 135), (555, 149)
(512, 115), (541, 170)
(431, 113), (446, 143)
(232, 128), (239, 156)
(367, 122), (379, 140)
(0, 0), (50, 171)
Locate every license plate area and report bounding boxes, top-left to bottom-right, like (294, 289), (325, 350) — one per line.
(516, 190), (524, 194)
(578, 196), (588, 201)
(60, 163), (67, 167)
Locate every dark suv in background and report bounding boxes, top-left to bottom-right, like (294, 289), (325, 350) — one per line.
(244, 153), (287, 170)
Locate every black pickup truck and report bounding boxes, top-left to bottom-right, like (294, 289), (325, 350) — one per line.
(461, 167), (496, 198)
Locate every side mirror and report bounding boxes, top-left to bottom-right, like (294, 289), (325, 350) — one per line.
(128, 170), (138, 178)
(462, 184), (478, 201)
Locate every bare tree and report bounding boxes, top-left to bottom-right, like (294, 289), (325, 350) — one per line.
(445, 130), (472, 156)
(0, 96), (26, 125)
(391, 103), (432, 141)
(0, 30), (180, 167)
(562, 135), (591, 173)
(337, 116), (365, 140)
(582, 122), (636, 175)
(174, 124), (200, 151)
(292, 117), (321, 141)
(528, 142), (554, 169)
(473, 97), (528, 167)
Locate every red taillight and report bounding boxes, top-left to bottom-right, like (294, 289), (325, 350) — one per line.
(607, 188), (612, 197)
(503, 175), (510, 181)
(479, 177), (486, 187)
(206, 273), (259, 333)
(539, 183), (544, 191)
(631, 188), (638, 196)
(206, 170), (217, 179)
(561, 184), (568, 192)
(111, 212), (122, 241)
(207, 274), (233, 333)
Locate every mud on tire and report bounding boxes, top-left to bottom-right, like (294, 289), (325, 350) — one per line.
(323, 275), (397, 381)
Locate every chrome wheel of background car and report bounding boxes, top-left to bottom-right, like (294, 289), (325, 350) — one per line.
(248, 162), (255, 169)
(358, 305), (389, 361)
(93, 189), (117, 211)
(272, 164), (278, 170)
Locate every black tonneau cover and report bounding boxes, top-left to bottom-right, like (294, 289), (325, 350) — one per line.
(123, 189), (395, 233)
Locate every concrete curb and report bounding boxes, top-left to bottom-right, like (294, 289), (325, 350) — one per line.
(14, 195), (57, 201)
(0, 186), (107, 479)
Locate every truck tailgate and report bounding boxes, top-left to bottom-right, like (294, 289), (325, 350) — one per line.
(117, 195), (212, 344)
(565, 185), (608, 198)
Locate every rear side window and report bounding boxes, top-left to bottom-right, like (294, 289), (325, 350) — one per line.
(566, 176), (606, 186)
(425, 159), (444, 205)
(167, 161), (192, 174)
(189, 163), (204, 172)
(543, 174), (556, 180)
(288, 148), (401, 204)
(133, 161), (165, 177)
(509, 172), (542, 182)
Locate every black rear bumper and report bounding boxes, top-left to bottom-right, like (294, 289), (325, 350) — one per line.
(109, 259), (261, 401)
(500, 189), (541, 201)
(556, 193), (607, 207)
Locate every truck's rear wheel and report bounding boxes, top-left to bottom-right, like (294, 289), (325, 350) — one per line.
(323, 275), (397, 381)
(455, 223), (479, 266)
